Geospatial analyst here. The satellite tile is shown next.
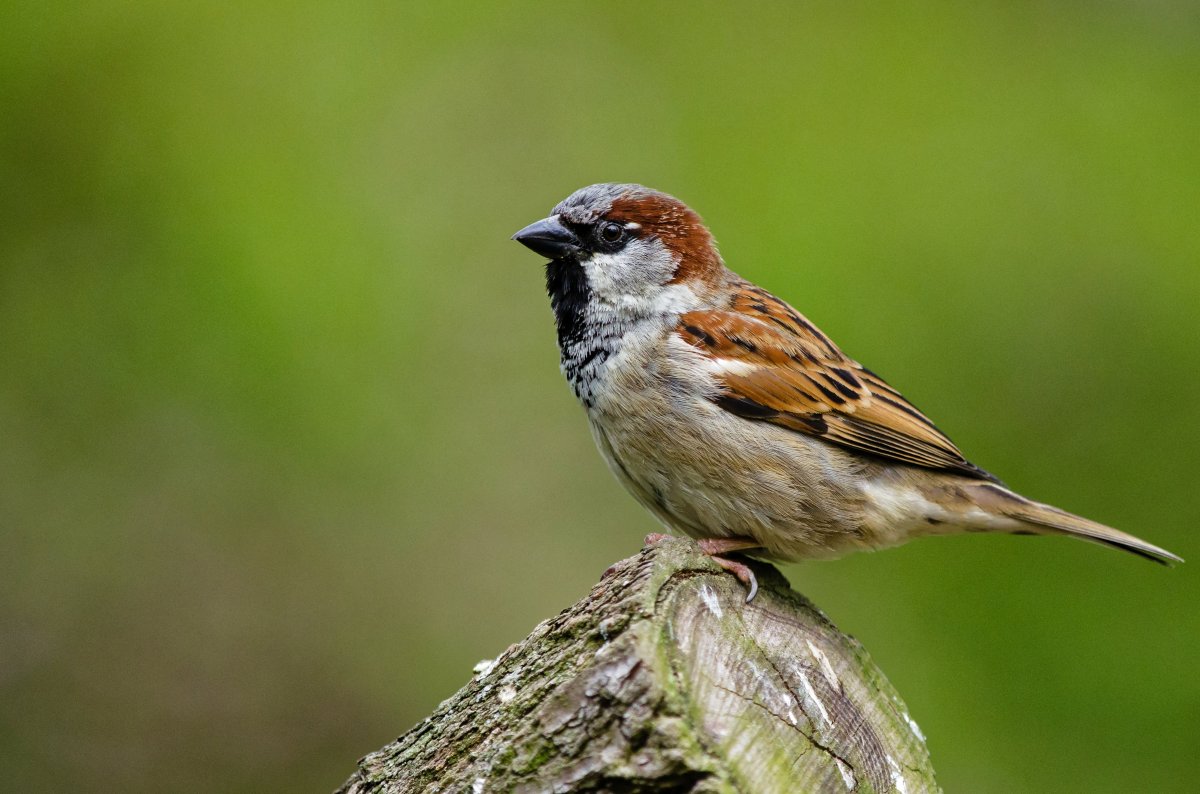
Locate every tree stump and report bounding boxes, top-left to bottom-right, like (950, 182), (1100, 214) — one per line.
(336, 537), (938, 793)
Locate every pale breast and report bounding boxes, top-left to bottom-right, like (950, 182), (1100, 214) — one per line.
(582, 330), (872, 561)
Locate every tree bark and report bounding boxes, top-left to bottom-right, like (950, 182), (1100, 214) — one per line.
(336, 537), (938, 793)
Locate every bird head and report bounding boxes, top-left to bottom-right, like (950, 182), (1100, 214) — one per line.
(513, 184), (725, 315)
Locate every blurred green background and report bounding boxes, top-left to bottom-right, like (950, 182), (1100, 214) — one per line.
(2, 2), (1198, 791)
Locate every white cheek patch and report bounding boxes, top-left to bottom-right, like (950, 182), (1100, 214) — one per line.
(581, 237), (683, 316)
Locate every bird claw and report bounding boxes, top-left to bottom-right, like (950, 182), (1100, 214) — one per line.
(643, 533), (760, 602)
(709, 555), (759, 602)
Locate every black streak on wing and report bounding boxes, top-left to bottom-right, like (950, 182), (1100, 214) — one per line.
(715, 395), (828, 433)
(714, 395), (779, 420)
(682, 324), (716, 346)
(803, 375), (846, 405)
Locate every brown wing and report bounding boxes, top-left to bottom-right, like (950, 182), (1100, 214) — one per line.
(677, 284), (999, 482)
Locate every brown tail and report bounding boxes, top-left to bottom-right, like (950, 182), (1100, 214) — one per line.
(975, 484), (1182, 565)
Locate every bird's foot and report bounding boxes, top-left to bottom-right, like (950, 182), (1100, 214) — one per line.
(643, 534), (763, 602)
(707, 554), (760, 603)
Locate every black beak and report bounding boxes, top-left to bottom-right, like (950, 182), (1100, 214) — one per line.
(512, 216), (582, 259)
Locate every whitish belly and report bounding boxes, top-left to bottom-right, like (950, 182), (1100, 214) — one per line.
(586, 395), (872, 561)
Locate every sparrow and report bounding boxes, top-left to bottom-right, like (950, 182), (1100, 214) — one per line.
(512, 183), (1181, 600)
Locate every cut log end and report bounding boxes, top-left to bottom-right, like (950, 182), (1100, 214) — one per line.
(336, 537), (939, 794)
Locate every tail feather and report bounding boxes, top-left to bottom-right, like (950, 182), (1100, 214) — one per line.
(975, 484), (1182, 565)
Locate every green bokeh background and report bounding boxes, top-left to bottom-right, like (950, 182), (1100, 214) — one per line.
(3, 2), (1198, 791)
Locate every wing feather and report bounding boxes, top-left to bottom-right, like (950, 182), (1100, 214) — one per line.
(677, 284), (999, 483)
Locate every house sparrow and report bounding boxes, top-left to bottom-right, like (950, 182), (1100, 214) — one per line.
(512, 183), (1181, 600)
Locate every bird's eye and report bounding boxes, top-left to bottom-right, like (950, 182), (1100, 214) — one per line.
(599, 222), (625, 244)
